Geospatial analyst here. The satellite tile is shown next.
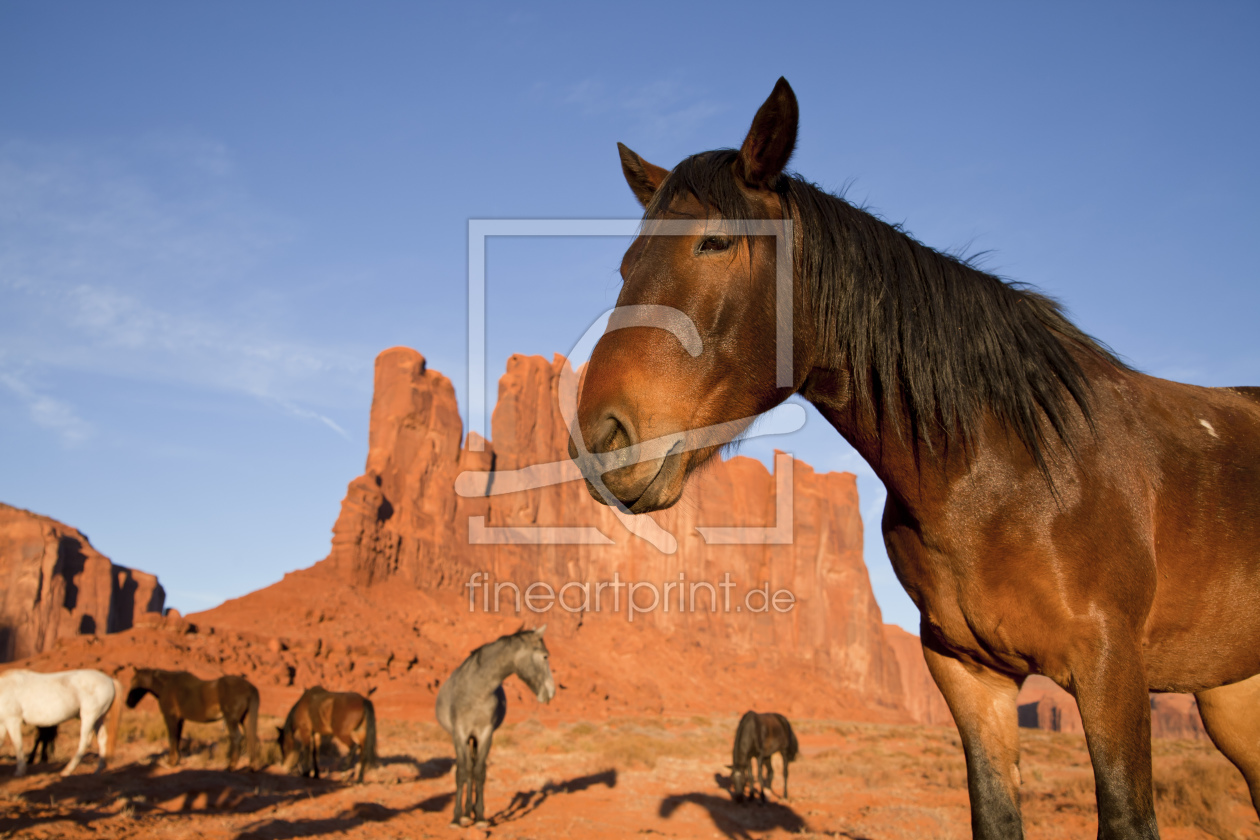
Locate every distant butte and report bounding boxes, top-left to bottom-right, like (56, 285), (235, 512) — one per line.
(0, 502), (165, 662)
(0, 347), (1204, 737)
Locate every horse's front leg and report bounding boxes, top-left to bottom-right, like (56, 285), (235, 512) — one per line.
(923, 641), (1023, 839)
(471, 731), (493, 828)
(760, 755), (774, 801)
(1072, 639), (1159, 839)
(5, 717), (26, 776)
(452, 737), (472, 827)
(163, 713), (184, 766)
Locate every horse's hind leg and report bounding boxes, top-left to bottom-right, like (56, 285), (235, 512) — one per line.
(1197, 673), (1260, 815)
(93, 716), (108, 772)
(224, 718), (243, 771)
(61, 717), (95, 776)
(782, 752), (790, 800)
(923, 643), (1023, 839)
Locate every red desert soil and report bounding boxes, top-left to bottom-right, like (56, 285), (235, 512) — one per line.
(5, 569), (1253, 839)
(2, 713), (1255, 840)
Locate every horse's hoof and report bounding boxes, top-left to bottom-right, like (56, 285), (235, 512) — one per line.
(458, 816), (473, 827)
(449, 821), (462, 829)
(474, 820), (490, 829)
(14, 766), (26, 777)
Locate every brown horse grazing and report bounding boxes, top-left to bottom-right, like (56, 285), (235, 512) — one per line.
(278, 686), (377, 783)
(570, 77), (1260, 840)
(126, 668), (259, 770)
(729, 711), (798, 803)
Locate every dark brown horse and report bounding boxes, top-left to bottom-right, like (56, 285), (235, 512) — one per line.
(729, 711), (797, 802)
(570, 77), (1260, 839)
(278, 686), (377, 782)
(126, 668), (259, 770)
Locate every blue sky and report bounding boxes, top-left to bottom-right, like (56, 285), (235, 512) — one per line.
(1, 2), (1256, 632)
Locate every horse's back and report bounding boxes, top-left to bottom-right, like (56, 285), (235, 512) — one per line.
(1223, 386), (1260, 406)
(0, 669), (112, 726)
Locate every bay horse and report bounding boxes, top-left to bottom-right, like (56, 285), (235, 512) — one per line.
(436, 626), (555, 828)
(126, 668), (259, 770)
(729, 711), (798, 802)
(278, 686), (377, 782)
(0, 668), (123, 776)
(570, 77), (1260, 839)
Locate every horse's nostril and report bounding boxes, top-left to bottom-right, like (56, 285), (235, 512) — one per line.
(598, 412), (635, 453)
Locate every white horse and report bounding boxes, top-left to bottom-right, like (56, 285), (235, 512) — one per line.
(0, 668), (124, 776)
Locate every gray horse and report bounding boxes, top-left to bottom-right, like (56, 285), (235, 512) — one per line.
(435, 625), (556, 828)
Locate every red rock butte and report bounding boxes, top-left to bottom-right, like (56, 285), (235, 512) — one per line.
(0, 347), (1205, 736)
(0, 502), (165, 661)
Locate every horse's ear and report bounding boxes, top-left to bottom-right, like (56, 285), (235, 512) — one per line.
(736, 77), (798, 189)
(534, 624), (547, 637)
(618, 142), (668, 208)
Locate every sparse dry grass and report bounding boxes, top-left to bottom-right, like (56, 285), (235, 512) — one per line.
(1154, 756), (1252, 839)
(111, 710), (287, 768)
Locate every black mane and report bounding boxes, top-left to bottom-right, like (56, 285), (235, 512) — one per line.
(647, 149), (1126, 475)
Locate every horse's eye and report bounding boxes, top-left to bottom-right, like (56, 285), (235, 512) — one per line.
(698, 236), (732, 253)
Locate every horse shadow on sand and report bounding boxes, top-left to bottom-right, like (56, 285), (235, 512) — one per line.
(656, 772), (807, 840)
(375, 753), (454, 779)
(491, 768), (618, 825)
(0, 762), (344, 836)
(229, 793), (456, 840)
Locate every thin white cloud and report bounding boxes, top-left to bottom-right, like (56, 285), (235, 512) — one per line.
(0, 372), (93, 445)
(0, 138), (370, 441)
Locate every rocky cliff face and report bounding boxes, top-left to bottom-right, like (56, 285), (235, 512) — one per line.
(0, 503), (165, 662)
(325, 347), (950, 722)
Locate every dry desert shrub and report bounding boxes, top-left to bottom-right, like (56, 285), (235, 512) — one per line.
(118, 710), (169, 744)
(1154, 756), (1250, 839)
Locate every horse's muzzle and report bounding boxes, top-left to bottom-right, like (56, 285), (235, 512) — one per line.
(537, 674), (556, 704)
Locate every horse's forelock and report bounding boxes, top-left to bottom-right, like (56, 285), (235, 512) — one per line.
(645, 150), (766, 223)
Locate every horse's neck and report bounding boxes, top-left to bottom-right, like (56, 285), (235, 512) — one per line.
(473, 642), (517, 687)
(801, 367), (960, 515)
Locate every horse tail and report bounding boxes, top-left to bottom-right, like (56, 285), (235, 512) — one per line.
(733, 710), (757, 765)
(105, 678), (126, 759)
(779, 714), (798, 763)
(361, 697), (378, 777)
(244, 684), (260, 769)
